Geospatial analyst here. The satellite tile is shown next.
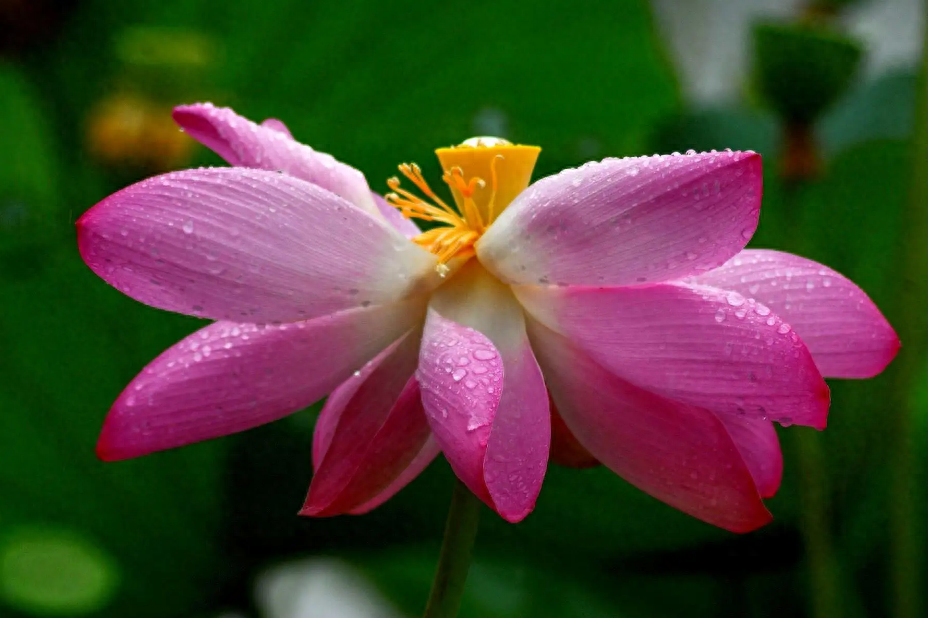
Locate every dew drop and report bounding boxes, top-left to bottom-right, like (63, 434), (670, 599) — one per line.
(726, 291), (746, 307)
(714, 308), (726, 323)
(473, 349), (497, 361)
(182, 220), (194, 234)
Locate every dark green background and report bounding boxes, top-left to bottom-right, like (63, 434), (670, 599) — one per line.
(0, 1), (924, 617)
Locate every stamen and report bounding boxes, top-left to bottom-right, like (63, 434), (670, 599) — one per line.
(385, 137), (540, 275)
(385, 161), (488, 274)
(441, 167), (486, 231)
(443, 167), (485, 198)
(385, 175), (465, 227)
(397, 164), (458, 218)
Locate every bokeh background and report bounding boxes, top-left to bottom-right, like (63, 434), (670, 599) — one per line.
(0, 0), (925, 617)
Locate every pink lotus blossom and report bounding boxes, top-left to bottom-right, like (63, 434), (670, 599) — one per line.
(77, 103), (899, 532)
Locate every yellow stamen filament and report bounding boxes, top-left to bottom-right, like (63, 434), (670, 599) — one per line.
(385, 138), (541, 276)
(386, 162), (494, 275)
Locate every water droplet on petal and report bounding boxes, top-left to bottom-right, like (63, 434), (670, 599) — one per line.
(726, 291), (746, 307)
(473, 349), (497, 361)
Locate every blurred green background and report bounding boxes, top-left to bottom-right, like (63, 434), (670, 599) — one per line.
(0, 0), (925, 617)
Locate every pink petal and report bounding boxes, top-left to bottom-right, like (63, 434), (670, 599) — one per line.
(303, 333), (436, 516)
(348, 435), (441, 515)
(481, 331), (550, 522)
(174, 103), (378, 215)
(78, 167), (438, 323)
(417, 264), (550, 522)
(549, 398), (599, 469)
(478, 151), (762, 286)
(527, 318), (772, 533)
(715, 413), (782, 498)
(372, 192), (421, 239)
(260, 118), (293, 138)
(97, 299), (425, 460)
(416, 308), (499, 507)
(515, 282), (830, 429)
(691, 250), (899, 378)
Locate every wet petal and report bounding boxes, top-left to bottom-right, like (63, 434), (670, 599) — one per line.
(515, 282), (830, 429)
(691, 250), (899, 378)
(478, 151), (762, 286)
(97, 299), (425, 460)
(417, 263), (550, 522)
(260, 118), (293, 137)
(416, 308), (498, 507)
(78, 167), (438, 322)
(174, 103), (378, 215)
(372, 192), (421, 239)
(527, 318), (772, 533)
(303, 332), (436, 516)
(715, 413), (782, 498)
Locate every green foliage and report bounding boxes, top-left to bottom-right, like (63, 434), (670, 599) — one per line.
(0, 0), (922, 616)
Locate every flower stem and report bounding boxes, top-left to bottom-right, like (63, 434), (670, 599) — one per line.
(423, 479), (482, 618)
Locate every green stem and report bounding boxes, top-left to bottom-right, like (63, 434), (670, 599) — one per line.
(423, 479), (482, 618)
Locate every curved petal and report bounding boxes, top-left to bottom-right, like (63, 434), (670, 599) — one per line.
(549, 398), (599, 469)
(478, 151), (762, 286)
(515, 283), (830, 429)
(97, 298), (425, 460)
(691, 250), (899, 378)
(715, 413), (782, 499)
(174, 103), (378, 216)
(78, 167), (439, 323)
(527, 318), (772, 533)
(416, 308), (499, 507)
(417, 263), (550, 522)
(348, 435), (441, 515)
(260, 118), (293, 138)
(303, 332), (436, 516)
(372, 192), (421, 239)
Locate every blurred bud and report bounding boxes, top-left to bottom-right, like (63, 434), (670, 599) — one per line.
(751, 21), (863, 124)
(255, 558), (403, 618)
(752, 21), (863, 182)
(115, 26), (214, 72)
(85, 26), (220, 173)
(86, 93), (193, 172)
(804, 0), (870, 20)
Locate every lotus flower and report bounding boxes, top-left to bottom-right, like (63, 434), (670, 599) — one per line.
(77, 104), (898, 532)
